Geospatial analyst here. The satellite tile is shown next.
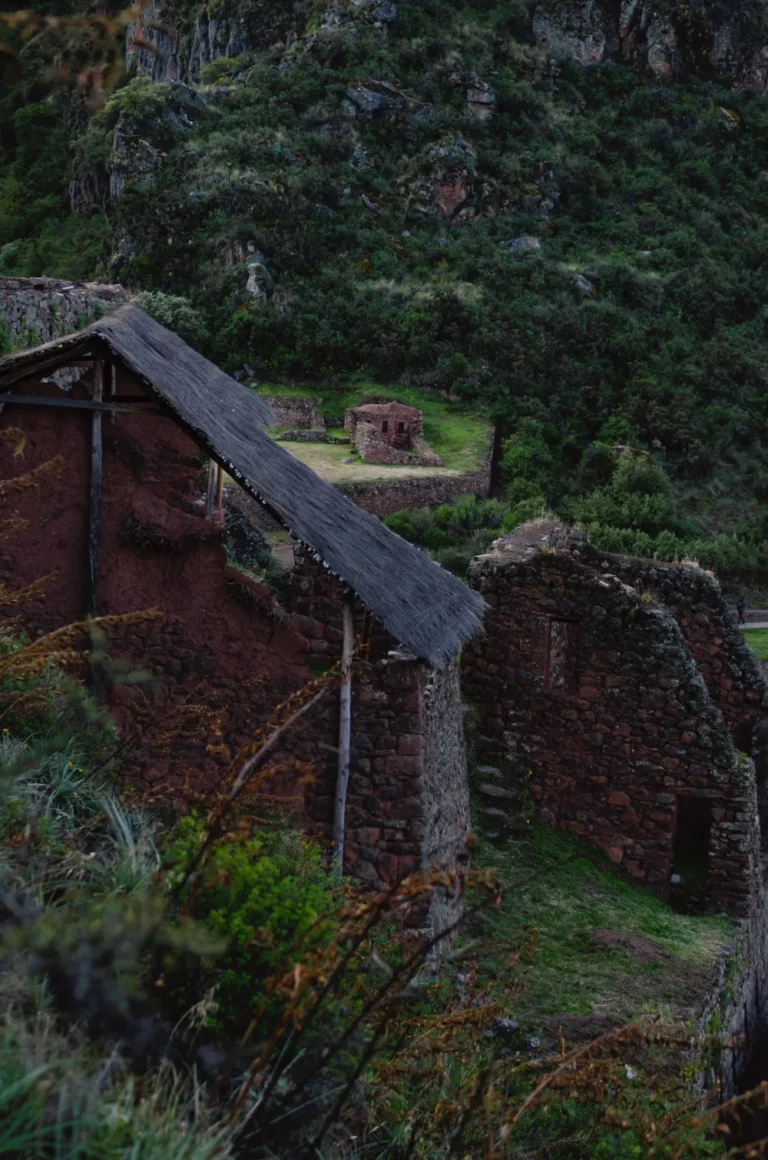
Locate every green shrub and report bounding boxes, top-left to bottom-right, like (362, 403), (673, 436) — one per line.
(200, 57), (240, 84)
(164, 816), (340, 1031)
(133, 292), (210, 350)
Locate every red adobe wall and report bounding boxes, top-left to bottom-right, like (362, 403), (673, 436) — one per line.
(462, 542), (760, 915)
(0, 366), (471, 909)
(0, 367), (316, 803)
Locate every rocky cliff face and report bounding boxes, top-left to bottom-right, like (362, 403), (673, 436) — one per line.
(124, 0), (768, 99)
(532, 0), (768, 92)
(125, 0), (395, 85)
(126, 0), (260, 84)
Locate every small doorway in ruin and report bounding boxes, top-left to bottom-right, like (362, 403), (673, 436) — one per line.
(670, 795), (712, 913)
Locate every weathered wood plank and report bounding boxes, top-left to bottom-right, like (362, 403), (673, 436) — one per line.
(0, 394), (149, 413)
(215, 463), (224, 511)
(205, 459), (217, 521)
(333, 594), (355, 876)
(0, 344), (94, 388)
(89, 359), (104, 617)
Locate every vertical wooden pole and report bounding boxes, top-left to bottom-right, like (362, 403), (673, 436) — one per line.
(89, 359), (104, 616)
(205, 459), (216, 520)
(109, 362), (116, 425)
(215, 463), (224, 512)
(333, 594), (355, 877)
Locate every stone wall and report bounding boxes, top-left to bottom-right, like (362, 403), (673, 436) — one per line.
(354, 422), (443, 466)
(693, 892), (768, 1102)
(462, 527), (762, 915)
(226, 462), (492, 523)
(291, 550), (471, 909)
(263, 395), (325, 431)
(338, 464), (491, 516)
(0, 277), (127, 352)
(602, 554), (768, 753)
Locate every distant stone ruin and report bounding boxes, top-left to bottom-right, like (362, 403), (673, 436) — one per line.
(345, 401), (442, 466)
(263, 395), (325, 432)
(462, 521), (768, 917)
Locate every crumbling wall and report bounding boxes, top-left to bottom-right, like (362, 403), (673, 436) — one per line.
(600, 555), (768, 753)
(263, 395), (324, 431)
(337, 465), (491, 515)
(462, 541), (760, 914)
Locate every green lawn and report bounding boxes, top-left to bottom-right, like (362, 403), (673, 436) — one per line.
(469, 823), (730, 1026)
(275, 440), (467, 482)
(257, 380), (491, 473)
(743, 628), (768, 659)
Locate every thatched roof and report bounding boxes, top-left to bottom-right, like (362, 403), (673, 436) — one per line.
(0, 306), (483, 664)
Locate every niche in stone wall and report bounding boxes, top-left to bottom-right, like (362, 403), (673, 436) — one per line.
(670, 795), (712, 913)
(542, 618), (579, 693)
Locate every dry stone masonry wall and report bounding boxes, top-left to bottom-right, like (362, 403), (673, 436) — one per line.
(462, 524), (766, 916)
(0, 278), (127, 352)
(290, 550), (471, 913)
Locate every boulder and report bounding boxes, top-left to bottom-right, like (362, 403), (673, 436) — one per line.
(467, 83), (497, 120)
(573, 274), (594, 295)
(507, 236), (542, 255)
(346, 79), (407, 115)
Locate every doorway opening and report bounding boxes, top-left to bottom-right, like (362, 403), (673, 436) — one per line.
(670, 795), (712, 913)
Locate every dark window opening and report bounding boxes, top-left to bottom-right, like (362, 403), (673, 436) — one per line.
(542, 619), (579, 692)
(733, 722), (754, 755)
(670, 796), (712, 914)
(382, 420), (389, 433)
(397, 421), (405, 433)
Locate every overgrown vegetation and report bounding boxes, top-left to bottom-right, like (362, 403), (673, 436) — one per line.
(6, 0), (768, 576)
(0, 640), (757, 1159)
(0, 448), (758, 1155)
(385, 494), (526, 577)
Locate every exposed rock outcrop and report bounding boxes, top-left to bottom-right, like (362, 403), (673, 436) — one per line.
(531, 0), (768, 93)
(126, 0), (259, 85)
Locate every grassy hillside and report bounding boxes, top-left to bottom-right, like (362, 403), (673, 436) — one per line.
(3, 0), (768, 581)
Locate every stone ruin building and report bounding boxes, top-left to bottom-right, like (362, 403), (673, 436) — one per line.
(0, 305), (483, 924)
(462, 522), (768, 917)
(344, 401), (442, 466)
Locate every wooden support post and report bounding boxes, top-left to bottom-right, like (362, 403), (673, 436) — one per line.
(215, 463), (224, 512)
(109, 363), (117, 425)
(89, 359), (104, 616)
(333, 593), (355, 877)
(205, 459), (217, 521)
